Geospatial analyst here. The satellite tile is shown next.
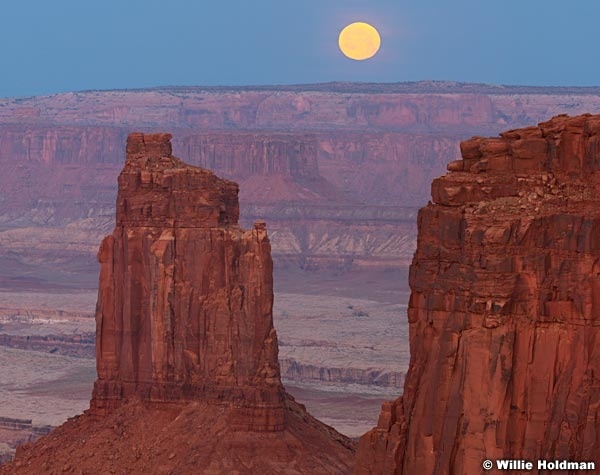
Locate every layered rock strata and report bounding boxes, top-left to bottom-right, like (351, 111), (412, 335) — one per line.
(5, 83), (600, 282)
(356, 114), (600, 474)
(1, 133), (354, 474)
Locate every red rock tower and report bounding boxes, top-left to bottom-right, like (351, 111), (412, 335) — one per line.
(356, 114), (600, 474)
(1, 133), (354, 474)
(91, 132), (283, 430)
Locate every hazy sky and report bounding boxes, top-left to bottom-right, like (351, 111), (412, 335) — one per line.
(2, 0), (599, 97)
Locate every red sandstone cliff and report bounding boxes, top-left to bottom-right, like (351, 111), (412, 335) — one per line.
(356, 114), (600, 474)
(0, 133), (354, 474)
(92, 132), (282, 426)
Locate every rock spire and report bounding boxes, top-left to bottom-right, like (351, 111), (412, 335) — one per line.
(1, 133), (354, 474)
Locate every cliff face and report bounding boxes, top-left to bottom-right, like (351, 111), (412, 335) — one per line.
(1, 133), (354, 474)
(178, 132), (320, 180)
(356, 114), (600, 474)
(316, 132), (460, 206)
(0, 125), (123, 225)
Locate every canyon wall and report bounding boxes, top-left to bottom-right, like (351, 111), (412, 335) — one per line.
(356, 114), (600, 474)
(0, 334), (94, 358)
(280, 358), (404, 389)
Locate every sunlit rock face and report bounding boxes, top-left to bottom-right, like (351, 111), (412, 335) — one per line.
(356, 114), (600, 474)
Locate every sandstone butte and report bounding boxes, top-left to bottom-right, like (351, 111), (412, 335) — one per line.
(0, 133), (355, 475)
(355, 113), (600, 474)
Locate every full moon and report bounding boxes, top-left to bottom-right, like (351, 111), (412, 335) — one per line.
(338, 22), (381, 61)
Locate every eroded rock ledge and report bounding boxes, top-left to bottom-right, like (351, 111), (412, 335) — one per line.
(356, 114), (600, 474)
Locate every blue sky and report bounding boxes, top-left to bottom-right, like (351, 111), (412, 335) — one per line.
(2, 0), (599, 97)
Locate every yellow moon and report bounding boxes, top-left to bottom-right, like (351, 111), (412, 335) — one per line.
(338, 22), (381, 61)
